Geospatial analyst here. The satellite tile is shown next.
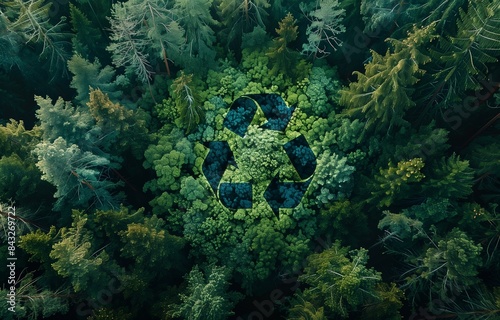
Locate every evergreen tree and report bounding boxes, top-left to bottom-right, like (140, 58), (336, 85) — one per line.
(33, 137), (121, 211)
(107, 0), (186, 83)
(216, 0), (270, 44)
(340, 24), (436, 134)
(173, 0), (218, 73)
(3, 0), (70, 78)
(296, 241), (385, 318)
(68, 54), (124, 104)
(266, 13), (300, 76)
(171, 72), (205, 132)
(300, 0), (346, 58)
(69, 3), (102, 59)
(34, 95), (96, 145)
(420, 0), (500, 112)
(170, 265), (240, 320)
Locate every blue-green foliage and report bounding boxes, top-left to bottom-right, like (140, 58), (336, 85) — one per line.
(34, 137), (121, 211)
(308, 150), (355, 206)
(68, 54), (125, 104)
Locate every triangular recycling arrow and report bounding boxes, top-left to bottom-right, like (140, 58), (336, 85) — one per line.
(203, 94), (316, 218)
(202, 141), (236, 194)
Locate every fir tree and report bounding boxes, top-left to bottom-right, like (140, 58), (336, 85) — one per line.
(107, 0), (186, 83)
(340, 23), (436, 134)
(172, 72), (204, 132)
(266, 13), (300, 76)
(300, 0), (346, 58)
(421, 0), (500, 111)
(173, 0), (218, 73)
(3, 0), (70, 78)
(68, 54), (124, 104)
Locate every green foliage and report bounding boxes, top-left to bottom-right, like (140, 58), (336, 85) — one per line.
(3, 0), (70, 77)
(170, 265), (240, 320)
(0, 154), (45, 205)
(235, 125), (292, 183)
(427, 0), (500, 108)
(266, 13), (300, 76)
(172, 72), (205, 132)
(302, 65), (341, 117)
(464, 136), (500, 203)
(0, 13), (24, 72)
(107, 0), (186, 83)
(5, 1), (500, 318)
(0, 272), (68, 320)
(360, 0), (401, 34)
(143, 127), (198, 216)
(0, 120), (55, 209)
(87, 308), (133, 320)
(119, 215), (185, 270)
(298, 241), (382, 318)
(217, 0), (270, 43)
(173, 0), (218, 73)
(404, 197), (455, 226)
(340, 24), (436, 134)
(369, 158), (425, 207)
(378, 210), (424, 240)
(300, 0), (346, 58)
(288, 297), (327, 320)
(423, 153), (474, 199)
(0, 119), (40, 160)
(68, 54), (124, 104)
(33, 137), (121, 211)
(87, 88), (150, 157)
(407, 228), (483, 300)
(308, 151), (355, 207)
(433, 285), (500, 320)
(361, 282), (404, 320)
(69, 3), (102, 58)
(35, 95), (95, 145)
(241, 25), (271, 50)
(49, 211), (113, 294)
(19, 227), (56, 265)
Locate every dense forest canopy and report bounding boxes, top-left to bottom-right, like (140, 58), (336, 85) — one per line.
(1, 0), (500, 319)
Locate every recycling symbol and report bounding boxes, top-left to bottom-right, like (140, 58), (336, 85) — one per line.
(202, 94), (316, 218)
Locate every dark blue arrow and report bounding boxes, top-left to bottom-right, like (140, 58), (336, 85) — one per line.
(264, 176), (311, 217)
(246, 94), (294, 132)
(202, 141), (236, 194)
(223, 97), (258, 137)
(283, 135), (316, 180)
(219, 182), (252, 209)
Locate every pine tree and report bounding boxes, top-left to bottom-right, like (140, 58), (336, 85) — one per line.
(33, 137), (121, 211)
(340, 24), (436, 134)
(34, 95), (96, 145)
(107, 0), (186, 83)
(3, 0), (70, 78)
(49, 212), (115, 295)
(423, 154), (474, 199)
(172, 72), (204, 132)
(69, 3), (102, 59)
(68, 54), (123, 104)
(266, 13), (300, 76)
(170, 265), (240, 320)
(300, 0), (346, 58)
(422, 0), (500, 110)
(0, 272), (69, 319)
(297, 241), (382, 318)
(173, 0), (218, 73)
(216, 0), (270, 44)
(369, 158), (426, 207)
